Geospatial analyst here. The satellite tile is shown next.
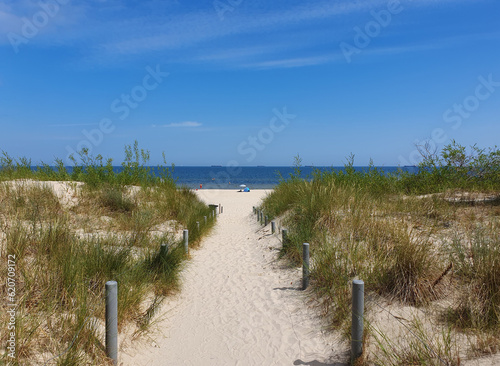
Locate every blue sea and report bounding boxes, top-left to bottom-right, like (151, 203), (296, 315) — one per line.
(31, 165), (417, 189)
(168, 166), (417, 189)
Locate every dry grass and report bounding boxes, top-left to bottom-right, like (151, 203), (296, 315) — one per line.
(0, 180), (215, 365)
(261, 172), (500, 364)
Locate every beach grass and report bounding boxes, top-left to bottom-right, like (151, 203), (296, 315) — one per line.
(0, 142), (215, 365)
(261, 142), (500, 363)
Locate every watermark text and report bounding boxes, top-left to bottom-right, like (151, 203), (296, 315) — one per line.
(8, 0), (70, 54)
(65, 64), (168, 162)
(6, 254), (17, 359)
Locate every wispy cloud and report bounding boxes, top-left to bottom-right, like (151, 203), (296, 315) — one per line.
(156, 121), (202, 128)
(242, 55), (342, 70)
(0, 9), (20, 34)
(358, 31), (500, 59)
(98, 1), (372, 56)
(88, 0), (488, 68)
(49, 123), (99, 127)
(0, 1), (86, 38)
(0, 0), (489, 69)
(0, 1), (378, 51)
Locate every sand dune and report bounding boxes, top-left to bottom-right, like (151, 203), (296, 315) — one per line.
(121, 189), (346, 365)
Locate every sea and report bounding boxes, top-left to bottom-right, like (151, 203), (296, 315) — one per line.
(30, 165), (417, 189)
(167, 166), (417, 190)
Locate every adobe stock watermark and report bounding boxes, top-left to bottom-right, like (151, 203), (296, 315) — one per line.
(6, 254), (17, 359)
(214, 0), (244, 21)
(65, 65), (169, 163)
(398, 73), (500, 166)
(8, 0), (70, 54)
(209, 107), (296, 185)
(340, 0), (404, 63)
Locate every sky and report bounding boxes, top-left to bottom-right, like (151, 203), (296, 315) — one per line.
(0, 0), (499, 167)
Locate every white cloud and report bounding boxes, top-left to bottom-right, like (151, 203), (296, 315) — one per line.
(359, 31), (500, 58)
(0, 1), (89, 48)
(100, 1), (370, 55)
(49, 123), (99, 127)
(90, 0), (483, 56)
(161, 121), (202, 128)
(0, 9), (20, 34)
(0, 0), (490, 68)
(243, 55), (342, 70)
(0, 1), (372, 51)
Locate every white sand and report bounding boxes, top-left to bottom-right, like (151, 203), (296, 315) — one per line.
(121, 189), (346, 365)
(1, 179), (82, 209)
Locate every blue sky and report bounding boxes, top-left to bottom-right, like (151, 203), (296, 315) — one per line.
(0, 0), (499, 166)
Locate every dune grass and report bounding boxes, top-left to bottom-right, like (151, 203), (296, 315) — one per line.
(261, 142), (500, 364)
(0, 140), (174, 188)
(445, 223), (500, 353)
(370, 317), (461, 366)
(0, 143), (215, 365)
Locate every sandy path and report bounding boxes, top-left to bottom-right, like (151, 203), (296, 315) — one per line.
(121, 189), (346, 366)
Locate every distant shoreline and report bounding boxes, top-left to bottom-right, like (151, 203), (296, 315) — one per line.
(12, 165), (419, 190)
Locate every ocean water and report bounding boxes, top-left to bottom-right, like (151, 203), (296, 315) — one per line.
(37, 165), (417, 189)
(169, 166), (416, 189)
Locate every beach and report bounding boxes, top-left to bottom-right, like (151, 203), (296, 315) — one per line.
(3, 180), (499, 365)
(120, 189), (346, 365)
